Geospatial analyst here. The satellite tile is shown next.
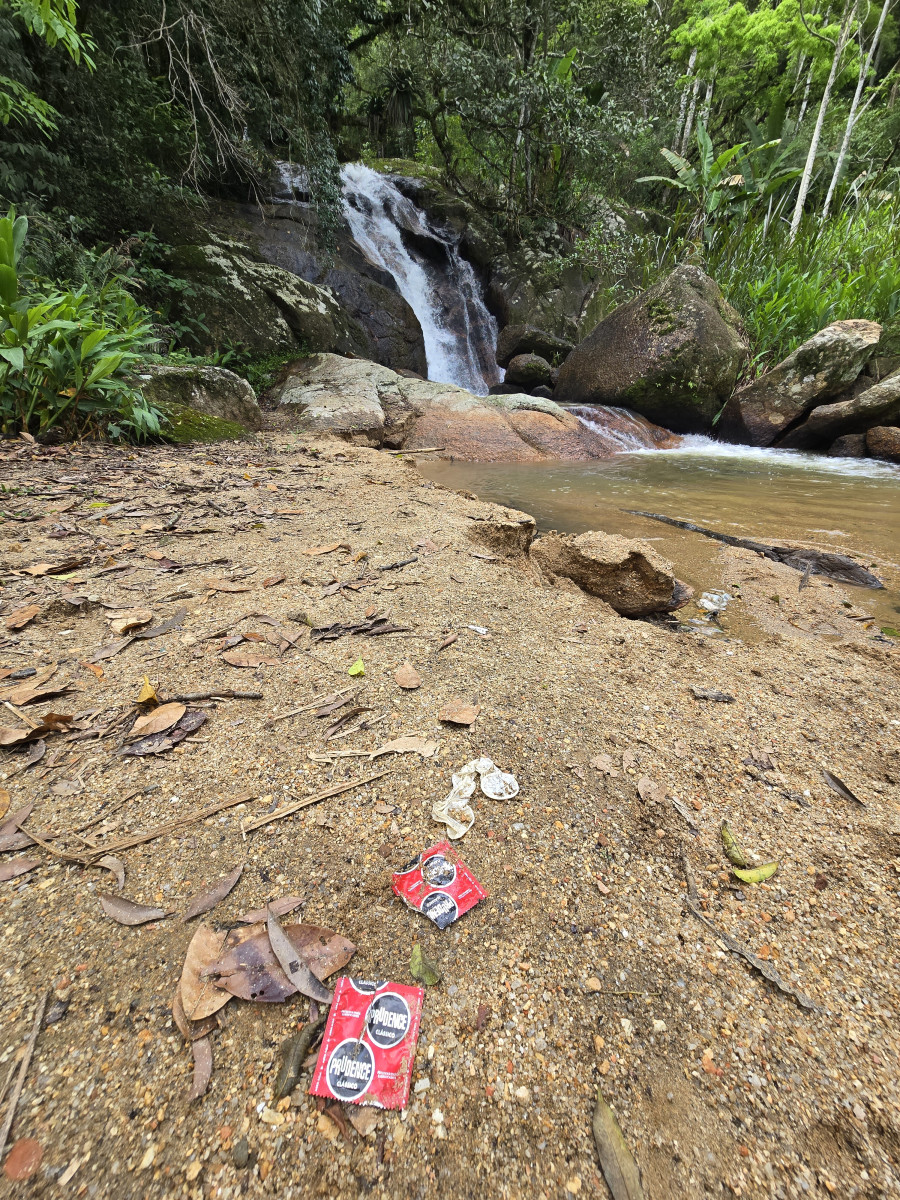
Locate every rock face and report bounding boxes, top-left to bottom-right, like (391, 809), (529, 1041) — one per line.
(777, 368), (900, 450)
(827, 433), (866, 457)
(718, 320), (882, 446)
(166, 235), (369, 360)
(141, 365), (264, 431)
(496, 324), (574, 368)
(272, 353), (678, 462)
(530, 530), (694, 617)
(554, 266), (748, 433)
(465, 509), (537, 558)
(505, 353), (552, 389)
(866, 425), (900, 462)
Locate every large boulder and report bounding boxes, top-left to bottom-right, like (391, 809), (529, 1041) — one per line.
(505, 353), (552, 389)
(140, 365), (264, 432)
(496, 324), (574, 368)
(166, 235), (369, 359)
(777, 369), (900, 450)
(866, 426), (900, 462)
(530, 530), (694, 617)
(718, 320), (882, 446)
(553, 266), (749, 433)
(271, 353), (678, 461)
(827, 433), (866, 457)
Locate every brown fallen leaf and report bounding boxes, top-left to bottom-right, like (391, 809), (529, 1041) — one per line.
(119, 709), (207, 757)
(203, 578), (251, 593)
(0, 802), (34, 841)
(98, 893), (171, 925)
(591, 754), (615, 774)
(5, 604), (41, 631)
(0, 713), (72, 747)
(436, 632), (458, 652)
(190, 1036), (213, 1101)
(0, 856), (40, 882)
(50, 779), (83, 797)
(236, 895), (304, 925)
(95, 855), (126, 890)
(262, 574), (286, 588)
(23, 557), (86, 576)
(182, 862), (245, 922)
(107, 608), (154, 636)
(822, 768), (865, 806)
(300, 542), (350, 556)
(131, 608), (187, 640)
(394, 661), (422, 689)
(204, 923), (355, 1003)
(438, 699), (481, 726)
(179, 924), (232, 1021)
(637, 776), (665, 804)
(0, 788), (9, 821)
(90, 636), (134, 662)
(172, 983), (220, 1042)
(221, 651), (280, 669)
(129, 702), (186, 739)
(371, 735), (438, 759)
(80, 660), (105, 681)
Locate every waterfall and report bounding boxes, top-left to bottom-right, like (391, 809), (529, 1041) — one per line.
(340, 163), (501, 395)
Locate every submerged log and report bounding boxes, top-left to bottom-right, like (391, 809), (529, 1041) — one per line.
(624, 510), (884, 589)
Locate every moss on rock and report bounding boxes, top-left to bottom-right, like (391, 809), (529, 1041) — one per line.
(153, 398), (253, 443)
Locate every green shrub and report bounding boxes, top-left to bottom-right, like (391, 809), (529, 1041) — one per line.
(0, 207), (161, 439)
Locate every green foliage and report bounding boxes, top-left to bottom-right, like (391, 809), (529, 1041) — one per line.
(0, 207), (160, 438)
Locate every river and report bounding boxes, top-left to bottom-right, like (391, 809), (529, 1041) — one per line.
(420, 438), (900, 636)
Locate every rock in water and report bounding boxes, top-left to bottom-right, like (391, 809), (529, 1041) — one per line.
(496, 324), (574, 367)
(865, 425), (900, 462)
(272, 353), (677, 462)
(505, 353), (552, 389)
(141, 366), (264, 431)
(553, 266), (748, 433)
(719, 320), (882, 446)
(530, 530), (693, 617)
(778, 369), (900, 450)
(826, 433), (866, 457)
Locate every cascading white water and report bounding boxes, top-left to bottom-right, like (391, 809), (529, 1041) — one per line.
(340, 163), (501, 395)
(566, 404), (667, 452)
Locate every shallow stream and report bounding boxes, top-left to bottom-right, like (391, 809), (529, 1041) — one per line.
(420, 438), (900, 636)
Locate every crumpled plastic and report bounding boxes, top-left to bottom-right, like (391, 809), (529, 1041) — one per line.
(432, 756), (519, 839)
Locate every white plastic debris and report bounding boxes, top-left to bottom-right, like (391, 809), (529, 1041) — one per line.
(432, 757), (519, 839)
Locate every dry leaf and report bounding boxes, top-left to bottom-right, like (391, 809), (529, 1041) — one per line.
(129, 702), (186, 738)
(179, 924), (232, 1020)
(203, 578), (251, 593)
(5, 604), (41, 631)
(80, 660), (105, 681)
(590, 754), (615, 774)
(394, 661), (422, 689)
(136, 676), (159, 705)
(822, 769), (865, 806)
(90, 637), (133, 662)
(0, 856), (40, 882)
(637, 776), (665, 804)
(108, 608), (154, 636)
(98, 893), (171, 925)
(96, 855), (126, 890)
(204, 923), (355, 1003)
(182, 862), (245, 922)
(172, 983), (220, 1042)
(300, 542), (349, 556)
(0, 788), (9, 821)
(221, 650), (279, 668)
(120, 709), (207, 757)
(236, 895), (304, 925)
(438, 699), (481, 726)
(190, 1037), (213, 1101)
(50, 779), (83, 797)
(592, 1092), (645, 1200)
(262, 574), (286, 588)
(266, 906), (333, 1003)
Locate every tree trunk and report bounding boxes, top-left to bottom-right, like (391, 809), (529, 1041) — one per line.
(821, 0), (892, 220)
(674, 47), (699, 150)
(789, 1), (857, 243)
(680, 76), (702, 155)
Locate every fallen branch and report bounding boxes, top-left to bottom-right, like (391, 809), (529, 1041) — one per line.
(86, 792), (255, 860)
(167, 690), (263, 702)
(0, 991), (48, 1163)
(242, 771), (390, 833)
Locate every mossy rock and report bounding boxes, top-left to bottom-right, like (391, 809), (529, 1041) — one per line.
(153, 398), (253, 443)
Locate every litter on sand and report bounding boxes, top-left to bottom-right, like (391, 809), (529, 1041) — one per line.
(310, 977), (424, 1109)
(432, 757), (519, 839)
(392, 841), (488, 929)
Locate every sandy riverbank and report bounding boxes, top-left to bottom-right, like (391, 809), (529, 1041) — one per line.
(1, 434), (898, 1199)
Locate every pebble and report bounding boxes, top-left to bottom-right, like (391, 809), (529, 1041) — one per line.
(2, 1139), (42, 1181)
(232, 1137), (250, 1168)
(514, 1086), (531, 1106)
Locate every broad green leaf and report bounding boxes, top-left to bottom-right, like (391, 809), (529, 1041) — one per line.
(732, 862), (779, 884)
